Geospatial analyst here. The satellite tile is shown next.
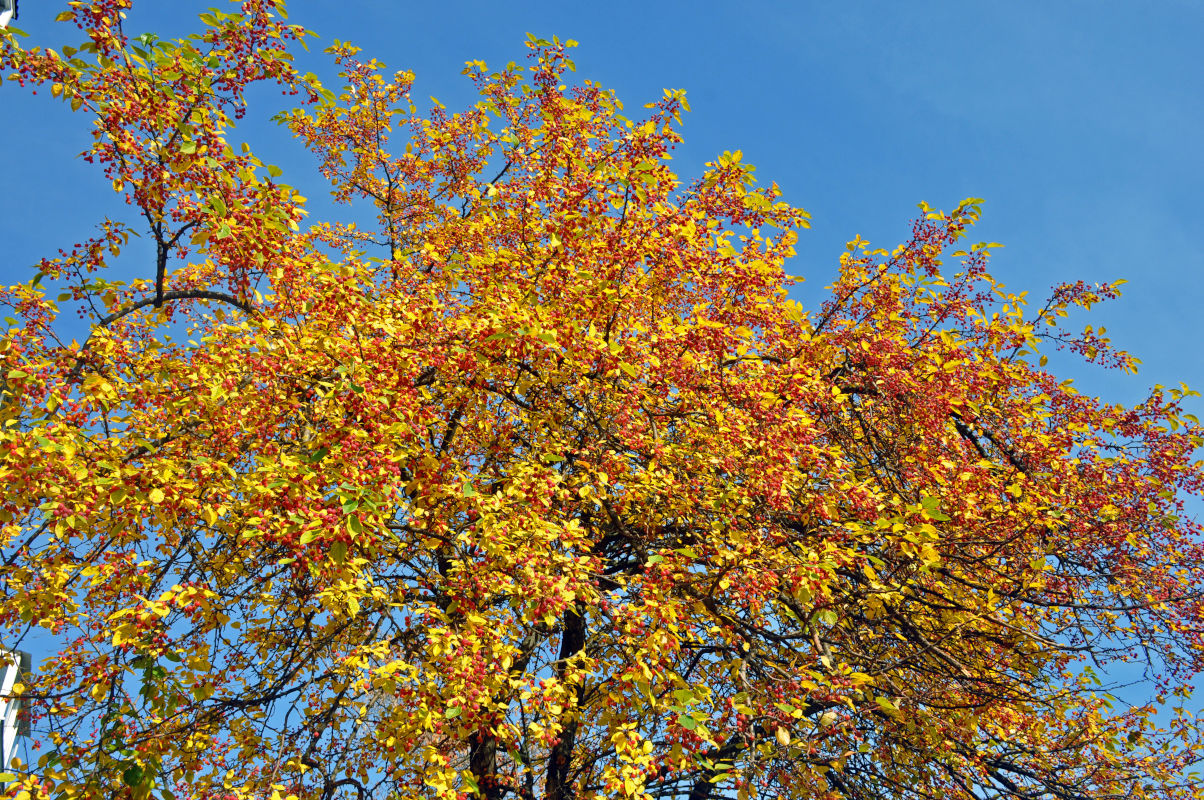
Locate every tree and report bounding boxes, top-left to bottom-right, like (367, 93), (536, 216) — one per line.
(2, 3), (1203, 799)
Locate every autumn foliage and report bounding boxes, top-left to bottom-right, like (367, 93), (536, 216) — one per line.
(2, 3), (1204, 799)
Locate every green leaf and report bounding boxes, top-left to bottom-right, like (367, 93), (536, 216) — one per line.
(122, 764), (145, 787)
(875, 696), (900, 718)
(267, 164), (283, 178)
(299, 530), (319, 545)
(330, 540), (348, 563)
(919, 496), (951, 522)
(444, 705), (462, 719)
(678, 715), (697, 730)
(308, 446), (330, 463)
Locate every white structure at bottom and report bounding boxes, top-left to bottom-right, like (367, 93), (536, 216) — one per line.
(0, 0), (17, 30)
(0, 649), (30, 770)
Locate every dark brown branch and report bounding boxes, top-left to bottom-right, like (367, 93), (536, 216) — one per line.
(545, 601), (588, 800)
(65, 290), (256, 386)
(98, 289), (255, 327)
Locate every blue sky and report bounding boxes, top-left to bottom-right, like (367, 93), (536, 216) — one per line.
(3, 0), (1201, 414)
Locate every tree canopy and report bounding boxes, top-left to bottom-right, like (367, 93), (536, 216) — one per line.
(2, 3), (1203, 799)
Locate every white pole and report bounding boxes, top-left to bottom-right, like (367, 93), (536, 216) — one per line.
(0, 649), (29, 770)
(0, 1), (17, 31)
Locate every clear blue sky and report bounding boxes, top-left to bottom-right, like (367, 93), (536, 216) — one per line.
(3, 0), (1200, 415)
